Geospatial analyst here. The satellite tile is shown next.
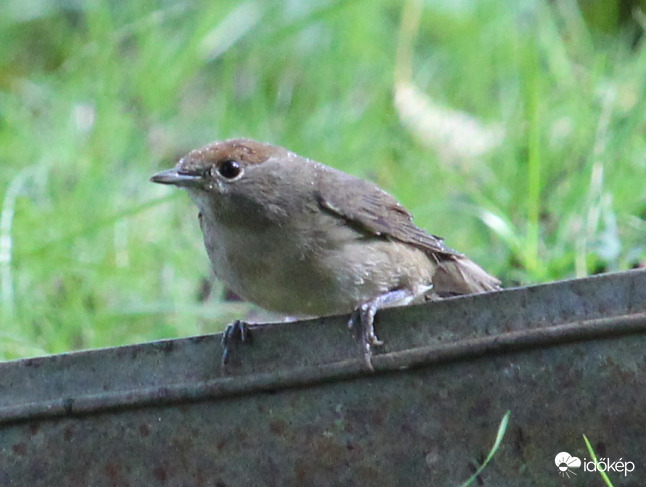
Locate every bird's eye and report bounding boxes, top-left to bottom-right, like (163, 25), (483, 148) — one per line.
(216, 159), (242, 180)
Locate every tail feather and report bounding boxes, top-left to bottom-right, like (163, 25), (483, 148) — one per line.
(432, 255), (501, 296)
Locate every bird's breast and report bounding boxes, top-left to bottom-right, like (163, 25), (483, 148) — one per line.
(199, 209), (437, 317)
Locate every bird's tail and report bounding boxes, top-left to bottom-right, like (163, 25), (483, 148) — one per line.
(431, 255), (501, 297)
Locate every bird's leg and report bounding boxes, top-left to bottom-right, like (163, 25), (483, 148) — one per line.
(349, 288), (418, 371)
(221, 320), (253, 368)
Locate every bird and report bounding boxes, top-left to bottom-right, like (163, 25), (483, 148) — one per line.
(151, 138), (500, 369)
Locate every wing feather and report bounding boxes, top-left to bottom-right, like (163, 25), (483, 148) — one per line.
(314, 167), (462, 258)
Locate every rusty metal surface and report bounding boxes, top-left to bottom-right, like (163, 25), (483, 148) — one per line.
(1, 269), (645, 486)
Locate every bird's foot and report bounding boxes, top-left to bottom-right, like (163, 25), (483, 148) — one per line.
(349, 302), (383, 371)
(221, 320), (252, 369)
(348, 288), (417, 371)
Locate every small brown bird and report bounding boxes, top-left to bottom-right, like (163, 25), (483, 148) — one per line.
(151, 138), (500, 369)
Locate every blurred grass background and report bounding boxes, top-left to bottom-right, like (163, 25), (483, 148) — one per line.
(0, 0), (644, 360)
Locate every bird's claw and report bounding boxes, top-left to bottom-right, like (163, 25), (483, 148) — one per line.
(348, 302), (382, 371)
(348, 288), (417, 371)
(221, 320), (252, 368)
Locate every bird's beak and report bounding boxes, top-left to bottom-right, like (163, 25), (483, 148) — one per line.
(150, 169), (203, 188)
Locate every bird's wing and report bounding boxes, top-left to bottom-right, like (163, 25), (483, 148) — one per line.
(314, 167), (462, 258)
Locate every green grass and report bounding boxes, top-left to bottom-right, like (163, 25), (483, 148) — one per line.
(459, 410), (511, 487)
(1, 0), (645, 359)
(583, 434), (616, 487)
